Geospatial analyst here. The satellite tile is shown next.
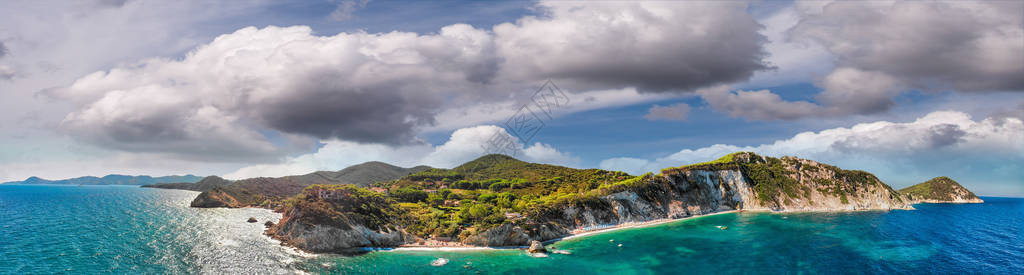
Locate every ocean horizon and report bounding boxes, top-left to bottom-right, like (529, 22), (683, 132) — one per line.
(2, 184), (1020, 274)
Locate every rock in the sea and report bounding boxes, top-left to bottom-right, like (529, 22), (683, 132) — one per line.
(247, 217), (258, 223)
(264, 221), (275, 228)
(527, 240), (547, 253)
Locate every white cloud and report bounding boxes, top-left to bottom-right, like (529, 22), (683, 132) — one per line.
(493, 0), (768, 92)
(600, 111), (1024, 195)
(712, 1), (1024, 121)
(329, 0), (369, 21)
(50, 1), (771, 161)
(0, 65), (14, 80)
(223, 125), (579, 179)
(698, 85), (821, 120)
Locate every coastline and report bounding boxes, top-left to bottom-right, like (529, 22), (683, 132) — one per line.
(386, 207), (917, 252)
(389, 210), (743, 252)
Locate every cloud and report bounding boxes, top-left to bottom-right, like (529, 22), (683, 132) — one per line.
(700, 68), (906, 120)
(0, 41), (7, 58)
(708, 1), (1024, 121)
(0, 65), (13, 80)
(52, 1), (771, 160)
(600, 111), (1024, 196)
(493, 1), (769, 93)
(644, 103), (691, 122)
(329, 0), (369, 21)
(792, 1), (1024, 92)
(697, 85), (820, 120)
(224, 125), (579, 179)
(54, 24), (496, 157)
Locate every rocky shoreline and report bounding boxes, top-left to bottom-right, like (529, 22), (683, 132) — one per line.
(176, 153), (985, 255)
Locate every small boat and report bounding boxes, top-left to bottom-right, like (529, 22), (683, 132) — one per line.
(617, 244), (623, 247)
(552, 250), (572, 255)
(609, 239), (615, 243)
(720, 226), (728, 230)
(431, 258), (449, 266)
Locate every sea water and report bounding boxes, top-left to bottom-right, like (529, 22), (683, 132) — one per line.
(2, 185), (1021, 274)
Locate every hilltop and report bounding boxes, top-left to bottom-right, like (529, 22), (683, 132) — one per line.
(267, 152), (941, 252)
(188, 162), (431, 208)
(900, 177), (983, 203)
(142, 176), (232, 191)
(2, 174), (202, 185)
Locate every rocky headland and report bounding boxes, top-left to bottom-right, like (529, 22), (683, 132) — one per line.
(168, 152), (983, 254)
(263, 153), (958, 253)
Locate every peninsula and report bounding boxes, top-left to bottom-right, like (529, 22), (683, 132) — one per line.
(167, 152), (982, 253)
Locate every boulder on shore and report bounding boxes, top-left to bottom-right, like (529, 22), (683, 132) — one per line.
(247, 217), (258, 223)
(264, 221), (275, 228)
(527, 240), (547, 253)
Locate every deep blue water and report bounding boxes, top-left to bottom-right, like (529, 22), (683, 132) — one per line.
(1, 185), (1022, 274)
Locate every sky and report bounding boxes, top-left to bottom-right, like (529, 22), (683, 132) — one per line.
(0, 0), (1021, 197)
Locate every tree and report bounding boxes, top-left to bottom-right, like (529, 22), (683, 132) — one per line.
(391, 187), (428, 203)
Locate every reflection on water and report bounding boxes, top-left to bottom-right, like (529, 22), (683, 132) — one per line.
(2, 185), (1021, 274)
(0, 185), (304, 274)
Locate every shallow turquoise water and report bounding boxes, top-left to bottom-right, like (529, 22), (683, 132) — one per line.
(2, 185), (1022, 274)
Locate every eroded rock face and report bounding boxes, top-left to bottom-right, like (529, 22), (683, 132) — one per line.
(189, 188), (242, 208)
(473, 155), (911, 245)
(268, 207), (412, 252)
(527, 240), (546, 253)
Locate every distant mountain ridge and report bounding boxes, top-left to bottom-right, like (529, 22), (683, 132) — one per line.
(2, 174), (203, 185)
(188, 161), (431, 208)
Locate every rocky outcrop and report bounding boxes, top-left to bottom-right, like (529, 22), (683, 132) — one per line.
(267, 184), (415, 252)
(189, 188), (243, 208)
(527, 240), (546, 253)
(901, 177), (983, 203)
(268, 205), (412, 252)
(461, 223), (568, 247)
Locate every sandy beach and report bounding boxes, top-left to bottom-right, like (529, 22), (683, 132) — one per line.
(387, 210), (742, 252)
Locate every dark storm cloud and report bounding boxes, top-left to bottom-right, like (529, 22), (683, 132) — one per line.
(258, 73), (439, 145)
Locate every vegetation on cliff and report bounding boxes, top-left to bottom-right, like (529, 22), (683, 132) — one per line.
(660, 152), (896, 207)
(900, 177), (981, 202)
(261, 152), (974, 250)
(360, 154), (633, 240)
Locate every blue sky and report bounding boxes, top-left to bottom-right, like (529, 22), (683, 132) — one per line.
(0, 0), (1021, 196)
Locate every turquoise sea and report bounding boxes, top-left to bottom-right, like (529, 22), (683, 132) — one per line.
(1, 185), (1021, 274)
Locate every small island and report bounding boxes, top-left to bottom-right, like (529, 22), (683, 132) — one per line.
(900, 176), (984, 204)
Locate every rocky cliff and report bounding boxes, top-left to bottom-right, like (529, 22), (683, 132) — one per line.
(268, 153), (921, 250)
(266, 185), (413, 252)
(900, 177), (983, 203)
(462, 153), (910, 246)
